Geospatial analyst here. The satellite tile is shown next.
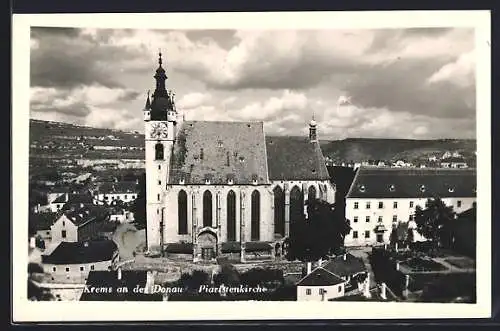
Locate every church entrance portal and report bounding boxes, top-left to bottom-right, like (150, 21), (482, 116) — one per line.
(197, 231), (217, 261)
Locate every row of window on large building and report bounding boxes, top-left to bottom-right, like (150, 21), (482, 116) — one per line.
(353, 200), (464, 210)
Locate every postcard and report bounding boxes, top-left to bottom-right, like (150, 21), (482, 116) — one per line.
(12, 10), (491, 322)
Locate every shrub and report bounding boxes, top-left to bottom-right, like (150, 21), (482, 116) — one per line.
(165, 242), (193, 254)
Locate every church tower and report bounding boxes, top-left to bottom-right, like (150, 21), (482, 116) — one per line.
(144, 51), (177, 252)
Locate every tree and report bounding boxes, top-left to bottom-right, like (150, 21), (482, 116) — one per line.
(130, 172), (146, 230)
(389, 225), (399, 247)
(406, 227), (415, 245)
(287, 198), (351, 261)
(414, 197), (456, 249)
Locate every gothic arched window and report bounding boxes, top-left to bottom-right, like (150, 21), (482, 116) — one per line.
(251, 190), (260, 241)
(202, 190), (213, 227)
(308, 185), (317, 202)
(155, 143), (164, 160)
(273, 186), (285, 237)
(227, 190), (236, 241)
(178, 190), (188, 234)
(290, 186), (304, 225)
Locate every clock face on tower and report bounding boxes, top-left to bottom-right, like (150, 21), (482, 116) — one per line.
(150, 122), (168, 139)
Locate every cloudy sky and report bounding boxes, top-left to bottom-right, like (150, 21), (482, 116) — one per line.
(30, 27), (476, 139)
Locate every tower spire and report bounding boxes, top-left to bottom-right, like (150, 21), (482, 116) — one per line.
(158, 49), (163, 67)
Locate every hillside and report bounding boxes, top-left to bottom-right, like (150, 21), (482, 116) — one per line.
(320, 138), (476, 164)
(29, 119), (476, 165)
(30, 119), (144, 146)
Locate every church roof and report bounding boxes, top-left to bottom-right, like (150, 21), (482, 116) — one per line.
(169, 121), (270, 185)
(346, 167), (476, 199)
(265, 136), (330, 181)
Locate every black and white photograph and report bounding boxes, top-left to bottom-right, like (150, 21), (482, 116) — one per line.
(12, 11), (491, 321)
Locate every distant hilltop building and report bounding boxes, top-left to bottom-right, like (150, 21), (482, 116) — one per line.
(142, 52), (335, 262)
(344, 167), (476, 246)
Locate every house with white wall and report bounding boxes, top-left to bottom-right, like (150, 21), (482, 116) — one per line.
(344, 167), (477, 246)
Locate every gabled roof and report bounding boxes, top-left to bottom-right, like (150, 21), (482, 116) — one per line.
(61, 205), (109, 227)
(41, 240), (117, 264)
(80, 270), (163, 301)
(322, 253), (367, 277)
(346, 167), (476, 199)
(265, 136), (330, 181)
(297, 267), (345, 286)
(169, 121), (269, 185)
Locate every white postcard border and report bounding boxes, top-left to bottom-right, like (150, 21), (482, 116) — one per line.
(12, 10), (491, 321)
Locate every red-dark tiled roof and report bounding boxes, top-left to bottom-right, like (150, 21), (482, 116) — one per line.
(297, 267), (345, 286)
(346, 167), (476, 199)
(265, 136), (330, 181)
(322, 253), (367, 277)
(41, 240), (117, 264)
(169, 121), (269, 185)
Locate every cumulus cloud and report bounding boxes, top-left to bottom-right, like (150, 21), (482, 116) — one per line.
(428, 51), (475, 88)
(176, 92), (212, 109)
(231, 90), (308, 121)
(29, 26), (477, 138)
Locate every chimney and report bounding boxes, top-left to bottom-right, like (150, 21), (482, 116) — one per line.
(343, 254), (347, 261)
(306, 262), (312, 275)
(396, 262), (400, 271)
(29, 237), (36, 249)
(117, 267), (122, 280)
(384, 243), (387, 250)
(395, 242), (398, 251)
(65, 193), (69, 202)
(380, 282), (387, 300)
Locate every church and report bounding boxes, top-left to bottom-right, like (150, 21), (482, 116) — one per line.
(143, 52), (336, 262)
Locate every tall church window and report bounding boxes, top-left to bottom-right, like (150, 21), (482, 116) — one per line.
(155, 143), (164, 160)
(308, 186), (317, 202)
(290, 186), (304, 224)
(178, 190), (188, 234)
(273, 186), (285, 237)
(203, 190), (213, 227)
(227, 190), (236, 241)
(251, 190), (260, 241)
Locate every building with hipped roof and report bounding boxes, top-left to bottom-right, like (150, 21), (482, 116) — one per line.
(345, 166), (476, 246)
(41, 239), (119, 284)
(141, 52), (335, 262)
(296, 253), (368, 301)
